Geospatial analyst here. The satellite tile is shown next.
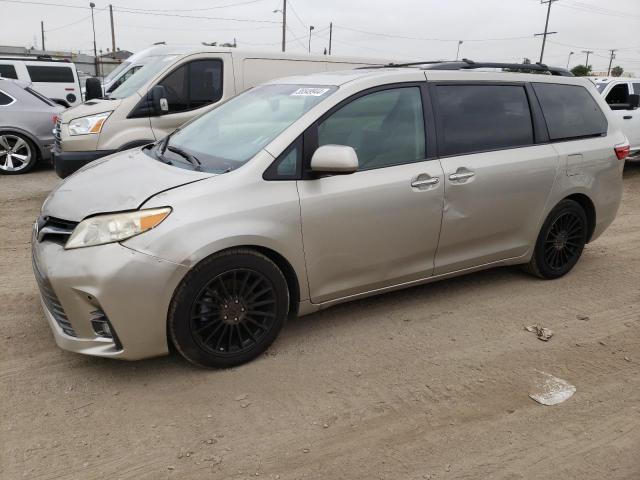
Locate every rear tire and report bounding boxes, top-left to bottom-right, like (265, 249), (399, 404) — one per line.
(168, 249), (289, 368)
(0, 132), (38, 174)
(525, 199), (588, 279)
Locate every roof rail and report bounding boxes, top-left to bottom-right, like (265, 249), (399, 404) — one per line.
(360, 58), (573, 76)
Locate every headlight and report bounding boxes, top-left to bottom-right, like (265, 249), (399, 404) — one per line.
(68, 111), (111, 136)
(65, 208), (171, 249)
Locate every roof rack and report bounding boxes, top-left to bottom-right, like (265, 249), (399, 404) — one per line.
(360, 58), (573, 77)
(0, 56), (71, 63)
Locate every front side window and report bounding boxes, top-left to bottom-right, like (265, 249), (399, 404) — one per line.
(158, 59), (223, 114)
(0, 64), (18, 79)
(434, 84), (533, 156)
(109, 55), (178, 99)
(107, 65), (142, 93)
(0, 90), (14, 105)
(633, 83), (640, 96)
(26, 65), (74, 83)
(317, 87), (425, 170)
(533, 83), (607, 141)
(162, 84), (336, 173)
(605, 83), (629, 106)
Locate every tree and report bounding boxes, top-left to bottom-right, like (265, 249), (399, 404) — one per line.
(571, 64), (592, 76)
(611, 66), (624, 77)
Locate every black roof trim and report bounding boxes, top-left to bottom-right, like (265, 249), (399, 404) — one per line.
(358, 58), (573, 77)
(0, 56), (72, 63)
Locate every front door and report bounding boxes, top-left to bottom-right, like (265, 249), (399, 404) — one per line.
(432, 83), (559, 274)
(297, 85), (445, 304)
(149, 56), (227, 139)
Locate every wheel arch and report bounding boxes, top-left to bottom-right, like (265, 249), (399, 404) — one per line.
(0, 127), (44, 160)
(564, 193), (596, 242)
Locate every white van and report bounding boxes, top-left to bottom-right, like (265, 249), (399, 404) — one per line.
(591, 77), (640, 154)
(0, 56), (82, 107)
(53, 47), (390, 177)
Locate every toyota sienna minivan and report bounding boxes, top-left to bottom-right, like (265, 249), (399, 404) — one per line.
(33, 60), (629, 368)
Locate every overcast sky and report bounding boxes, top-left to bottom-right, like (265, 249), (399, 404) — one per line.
(2, 0), (640, 74)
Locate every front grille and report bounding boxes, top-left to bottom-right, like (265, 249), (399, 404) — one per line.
(54, 119), (61, 150)
(32, 247), (76, 337)
(36, 215), (78, 245)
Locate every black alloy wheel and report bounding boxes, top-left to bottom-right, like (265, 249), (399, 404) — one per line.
(169, 249), (289, 368)
(525, 199), (587, 279)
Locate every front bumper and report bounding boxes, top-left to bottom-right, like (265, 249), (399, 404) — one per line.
(31, 229), (189, 360)
(52, 145), (115, 179)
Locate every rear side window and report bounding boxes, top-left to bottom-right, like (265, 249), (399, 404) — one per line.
(0, 90), (14, 105)
(26, 65), (75, 83)
(633, 83), (640, 95)
(158, 59), (223, 113)
(533, 83), (607, 141)
(0, 64), (18, 79)
(434, 84), (533, 156)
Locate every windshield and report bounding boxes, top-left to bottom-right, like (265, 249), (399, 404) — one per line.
(163, 84), (337, 173)
(104, 60), (131, 84)
(109, 55), (178, 99)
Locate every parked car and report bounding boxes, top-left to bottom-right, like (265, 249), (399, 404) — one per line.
(591, 76), (640, 154)
(0, 78), (64, 174)
(0, 56), (82, 107)
(33, 61), (628, 368)
(52, 47), (390, 178)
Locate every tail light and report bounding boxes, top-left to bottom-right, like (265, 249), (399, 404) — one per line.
(615, 144), (630, 160)
(52, 114), (59, 125)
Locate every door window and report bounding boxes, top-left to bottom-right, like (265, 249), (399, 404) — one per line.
(0, 91), (14, 105)
(157, 59), (223, 114)
(0, 64), (18, 79)
(26, 65), (74, 83)
(633, 83), (640, 96)
(533, 83), (607, 141)
(107, 65), (142, 93)
(317, 87), (425, 170)
(605, 83), (629, 106)
(434, 84), (534, 156)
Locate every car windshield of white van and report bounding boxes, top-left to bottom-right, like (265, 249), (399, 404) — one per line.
(109, 55), (178, 99)
(153, 84), (337, 173)
(104, 60), (131, 84)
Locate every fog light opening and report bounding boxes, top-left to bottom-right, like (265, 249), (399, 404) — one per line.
(89, 310), (123, 350)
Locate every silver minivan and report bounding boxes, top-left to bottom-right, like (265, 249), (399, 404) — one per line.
(33, 61), (628, 368)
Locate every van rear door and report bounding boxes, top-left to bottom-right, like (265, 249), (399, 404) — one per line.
(148, 54), (232, 140)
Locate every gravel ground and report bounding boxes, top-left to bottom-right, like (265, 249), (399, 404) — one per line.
(1, 164), (640, 480)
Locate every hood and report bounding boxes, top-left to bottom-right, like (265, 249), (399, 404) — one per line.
(60, 98), (123, 123)
(42, 148), (214, 222)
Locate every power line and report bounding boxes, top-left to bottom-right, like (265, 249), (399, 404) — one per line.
(335, 25), (533, 43)
(44, 13), (93, 32)
(114, 0), (269, 13)
(286, 0), (307, 29)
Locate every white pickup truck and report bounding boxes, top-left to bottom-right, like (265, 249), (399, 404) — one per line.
(591, 77), (640, 156)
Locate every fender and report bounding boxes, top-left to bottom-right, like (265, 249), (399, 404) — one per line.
(0, 125), (47, 160)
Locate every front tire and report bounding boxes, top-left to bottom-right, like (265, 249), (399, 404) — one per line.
(525, 199), (588, 279)
(0, 133), (38, 174)
(168, 249), (289, 368)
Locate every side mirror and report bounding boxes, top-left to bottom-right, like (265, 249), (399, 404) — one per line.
(629, 94), (640, 110)
(311, 145), (358, 174)
(150, 85), (169, 115)
(84, 77), (103, 101)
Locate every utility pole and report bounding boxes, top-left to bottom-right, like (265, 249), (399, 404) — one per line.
(308, 25), (314, 53)
(40, 21), (45, 51)
(582, 50), (593, 67)
(280, 0), (287, 52)
(456, 40), (463, 61)
(109, 4), (116, 58)
(328, 22), (332, 55)
(89, 2), (99, 77)
(607, 49), (616, 76)
(535, 0), (558, 64)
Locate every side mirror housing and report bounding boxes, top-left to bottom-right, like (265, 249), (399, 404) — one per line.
(310, 145), (358, 174)
(629, 94), (640, 110)
(84, 77), (103, 101)
(150, 85), (169, 115)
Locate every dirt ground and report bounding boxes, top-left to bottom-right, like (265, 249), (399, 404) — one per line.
(2, 163), (640, 480)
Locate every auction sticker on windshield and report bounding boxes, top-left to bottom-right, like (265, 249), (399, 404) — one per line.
(291, 87), (331, 96)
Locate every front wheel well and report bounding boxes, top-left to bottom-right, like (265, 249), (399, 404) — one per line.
(564, 193), (596, 242)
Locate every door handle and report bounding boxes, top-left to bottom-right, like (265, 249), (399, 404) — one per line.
(623, 115), (633, 120)
(449, 170), (475, 182)
(411, 176), (439, 189)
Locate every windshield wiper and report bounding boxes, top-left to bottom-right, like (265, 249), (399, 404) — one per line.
(166, 145), (202, 170)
